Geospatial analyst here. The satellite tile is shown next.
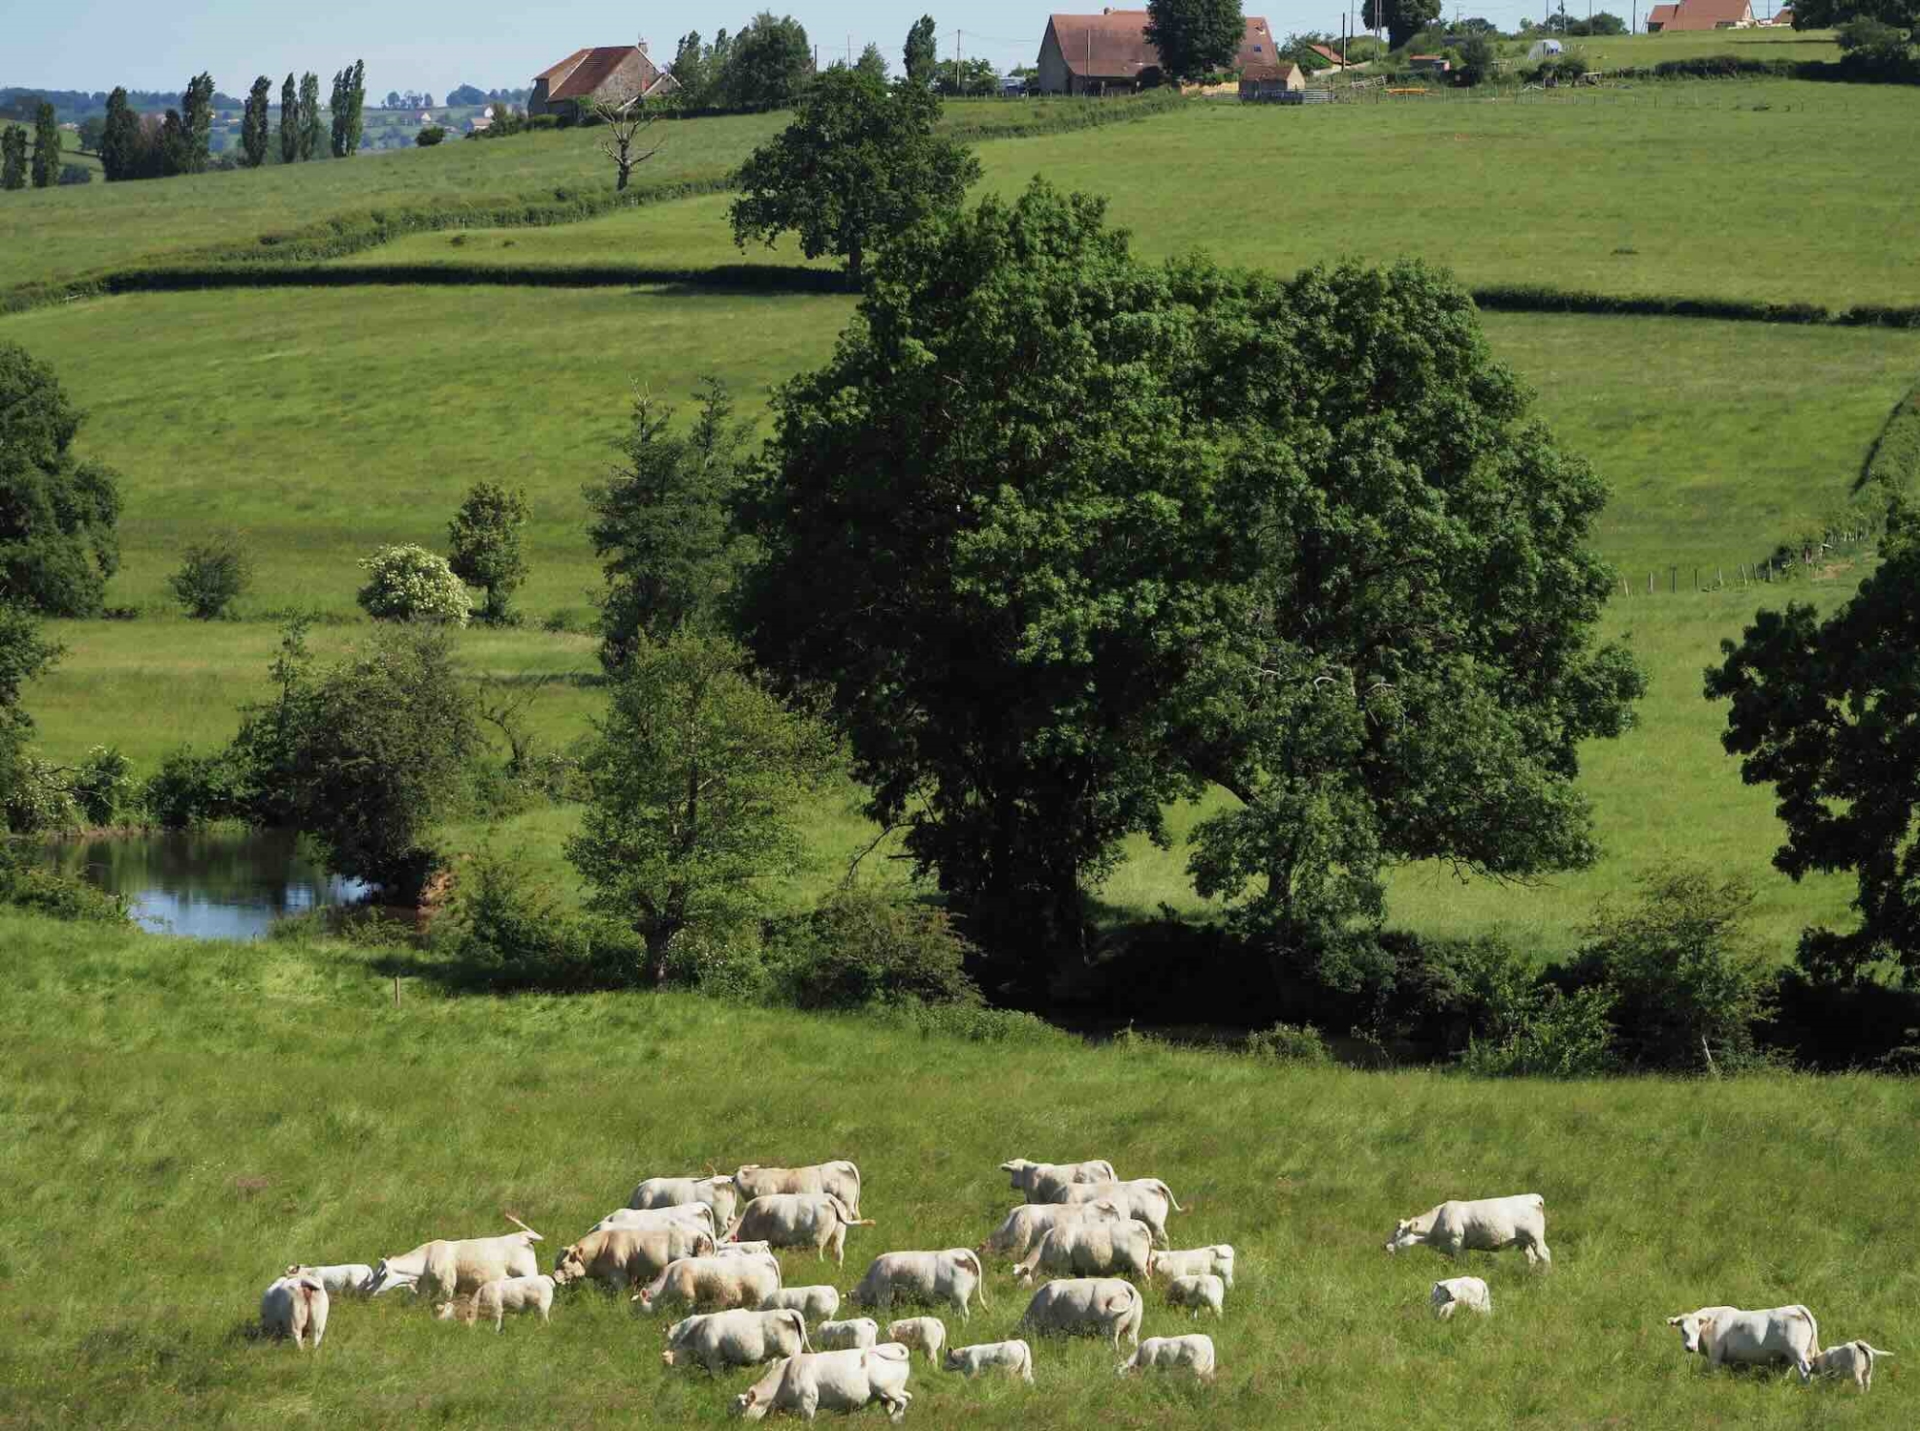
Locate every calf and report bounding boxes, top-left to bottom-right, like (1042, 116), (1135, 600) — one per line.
(1020, 1277), (1142, 1350)
(261, 1271), (329, 1349)
(730, 1344), (912, 1423)
(1386, 1194), (1550, 1269)
(636, 1252), (781, 1315)
(1167, 1273), (1224, 1319)
(851, 1250), (988, 1321)
(663, 1309), (812, 1373)
(1812, 1340), (1892, 1390)
(1667, 1305), (1820, 1383)
(1118, 1333), (1216, 1382)
(944, 1338), (1034, 1383)
(761, 1285), (841, 1321)
(1000, 1159), (1117, 1205)
(286, 1263), (372, 1298)
(1147, 1245), (1235, 1290)
(730, 1193), (873, 1266)
(888, 1317), (947, 1365)
(815, 1317), (880, 1350)
(1431, 1277), (1492, 1321)
(469, 1273), (555, 1330)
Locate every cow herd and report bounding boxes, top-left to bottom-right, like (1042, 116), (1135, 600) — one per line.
(258, 1158), (1893, 1417)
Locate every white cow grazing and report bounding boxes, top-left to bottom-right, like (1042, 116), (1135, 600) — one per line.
(636, 1252), (782, 1315)
(592, 1204), (718, 1241)
(730, 1344), (913, 1423)
(851, 1250), (988, 1321)
(944, 1339), (1035, 1383)
(716, 1241), (774, 1258)
(363, 1218), (545, 1301)
(1147, 1245), (1236, 1290)
(1054, 1181), (1183, 1248)
(981, 1200), (1127, 1259)
(554, 1225), (713, 1290)
(261, 1271), (330, 1349)
(1430, 1277), (1492, 1321)
(1118, 1333), (1216, 1382)
(664, 1309), (813, 1373)
(630, 1175), (743, 1232)
(733, 1162), (864, 1219)
(730, 1193), (874, 1266)
(1013, 1217), (1154, 1284)
(367, 1270), (421, 1298)
(888, 1317), (947, 1365)
(466, 1273), (555, 1330)
(1020, 1278), (1143, 1350)
(286, 1263), (372, 1298)
(761, 1286), (841, 1322)
(1385, 1194), (1551, 1268)
(1167, 1274), (1224, 1320)
(1667, 1305), (1821, 1382)
(1000, 1159), (1118, 1205)
(1812, 1340), (1892, 1390)
(815, 1317), (881, 1350)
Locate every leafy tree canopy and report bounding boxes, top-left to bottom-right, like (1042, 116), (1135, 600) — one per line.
(0, 342), (122, 615)
(447, 481), (531, 625)
(1363, 0), (1445, 51)
(1144, 0), (1247, 80)
(723, 12), (814, 111)
(1792, 0), (1919, 28)
(905, 15), (940, 84)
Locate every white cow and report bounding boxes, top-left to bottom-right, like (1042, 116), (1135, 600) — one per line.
(261, 1271), (329, 1349)
(1667, 1305), (1821, 1382)
(1147, 1245), (1236, 1290)
(730, 1344), (913, 1423)
(815, 1317), (880, 1350)
(664, 1309), (813, 1373)
(981, 1200), (1127, 1259)
(944, 1339), (1035, 1383)
(1812, 1340), (1892, 1390)
(630, 1175), (743, 1232)
(716, 1241), (774, 1258)
(730, 1193), (873, 1266)
(733, 1162), (865, 1219)
(887, 1317), (947, 1365)
(592, 1204), (719, 1241)
(286, 1263), (372, 1298)
(1054, 1181), (1183, 1248)
(1013, 1217), (1154, 1284)
(1020, 1278), (1143, 1350)
(1118, 1333), (1216, 1382)
(851, 1250), (988, 1321)
(636, 1252), (782, 1315)
(1385, 1195), (1551, 1268)
(367, 1270), (421, 1298)
(466, 1273), (555, 1330)
(1000, 1159), (1118, 1204)
(1430, 1277), (1492, 1320)
(363, 1218), (545, 1301)
(761, 1286), (842, 1322)
(1167, 1274), (1224, 1319)
(554, 1225), (713, 1290)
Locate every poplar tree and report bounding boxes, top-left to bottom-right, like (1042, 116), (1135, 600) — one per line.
(279, 73), (298, 164)
(180, 72), (214, 173)
(298, 73), (321, 160)
(242, 76), (272, 167)
(101, 87), (139, 180)
(30, 103), (60, 188)
(1, 128), (25, 191)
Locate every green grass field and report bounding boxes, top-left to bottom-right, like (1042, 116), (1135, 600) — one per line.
(1548, 26), (1841, 69)
(1, 916), (1914, 1428)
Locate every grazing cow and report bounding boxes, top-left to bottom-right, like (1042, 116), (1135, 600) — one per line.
(1054, 1181), (1183, 1248)
(1167, 1274), (1224, 1319)
(462, 1273), (555, 1330)
(730, 1193), (874, 1266)
(286, 1263), (372, 1298)
(733, 1163), (865, 1219)
(261, 1271), (329, 1349)
(363, 1217), (544, 1301)
(1385, 1195), (1551, 1269)
(716, 1241), (774, 1258)
(981, 1200), (1126, 1259)
(1667, 1305), (1821, 1382)
(761, 1285), (841, 1321)
(730, 1344), (913, 1423)
(815, 1317), (880, 1350)
(663, 1309), (812, 1373)
(945, 1339), (1034, 1383)
(367, 1270), (420, 1298)
(1000, 1159), (1118, 1205)
(1013, 1217), (1154, 1285)
(1147, 1245), (1236, 1290)
(851, 1250), (988, 1321)
(636, 1252), (782, 1315)
(592, 1204), (718, 1241)
(630, 1175), (743, 1232)
(1812, 1340), (1892, 1390)
(1020, 1278), (1143, 1350)
(1431, 1277), (1492, 1321)
(1118, 1334), (1216, 1382)
(553, 1225), (713, 1290)
(888, 1317), (947, 1365)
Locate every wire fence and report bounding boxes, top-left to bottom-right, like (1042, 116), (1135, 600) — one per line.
(1613, 519), (1884, 599)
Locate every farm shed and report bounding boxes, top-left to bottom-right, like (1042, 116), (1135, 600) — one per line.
(1036, 10), (1280, 94)
(527, 42), (679, 118)
(1527, 39), (1564, 59)
(1645, 0), (1755, 30)
(1407, 54), (1453, 72)
(1239, 63), (1306, 99)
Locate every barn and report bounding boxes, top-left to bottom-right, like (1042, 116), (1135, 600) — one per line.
(1035, 10), (1281, 94)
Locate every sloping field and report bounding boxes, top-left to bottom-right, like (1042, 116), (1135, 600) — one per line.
(1562, 26), (1841, 68)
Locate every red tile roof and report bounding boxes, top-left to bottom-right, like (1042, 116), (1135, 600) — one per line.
(546, 47), (648, 103)
(1047, 11), (1278, 79)
(1650, 0), (1754, 28)
(1647, 3), (1679, 22)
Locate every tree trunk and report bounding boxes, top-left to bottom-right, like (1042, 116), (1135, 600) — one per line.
(846, 238), (863, 286)
(616, 157), (630, 192)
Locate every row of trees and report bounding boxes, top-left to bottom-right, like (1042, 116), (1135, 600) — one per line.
(0, 106), (61, 190)
(90, 62), (362, 182)
(669, 13), (816, 111)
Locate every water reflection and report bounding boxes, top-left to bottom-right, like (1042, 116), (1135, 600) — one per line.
(45, 829), (369, 939)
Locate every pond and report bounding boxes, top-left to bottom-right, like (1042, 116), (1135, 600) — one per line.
(45, 829), (369, 939)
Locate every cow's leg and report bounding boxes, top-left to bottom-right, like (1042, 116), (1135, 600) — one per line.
(797, 1386), (820, 1421)
(1793, 1351), (1813, 1385)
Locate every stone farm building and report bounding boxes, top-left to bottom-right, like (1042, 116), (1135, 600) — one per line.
(1239, 62), (1305, 99)
(1036, 10), (1281, 94)
(1645, 0), (1756, 31)
(528, 42), (679, 118)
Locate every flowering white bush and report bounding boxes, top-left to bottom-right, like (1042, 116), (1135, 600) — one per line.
(356, 544), (472, 626)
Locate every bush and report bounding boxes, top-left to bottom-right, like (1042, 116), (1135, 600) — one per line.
(766, 887), (981, 1011)
(1457, 35), (1497, 86)
(3, 753), (77, 833)
(355, 543), (471, 625)
(527, 114), (560, 131)
(139, 745), (247, 828)
(1459, 986), (1616, 1078)
(661, 922), (773, 1001)
(57, 164), (91, 186)
(167, 533), (252, 619)
(435, 846), (636, 990)
(0, 838), (128, 922)
(70, 745), (132, 826)
(1245, 1021), (1332, 1064)
(415, 125), (447, 146)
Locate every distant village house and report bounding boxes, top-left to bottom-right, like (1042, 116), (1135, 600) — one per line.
(1036, 9), (1280, 94)
(527, 40), (680, 119)
(1238, 63), (1305, 100)
(1645, 0), (1757, 31)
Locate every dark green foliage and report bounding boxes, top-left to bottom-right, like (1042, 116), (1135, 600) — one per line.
(101, 88), (141, 181)
(1143, 0), (1248, 81)
(280, 74), (298, 164)
(56, 165), (89, 187)
(224, 617), (318, 827)
(767, 887), (982, 1010)
(932, 58), (1000, 96)
(0, 342), (123, 616)
(298, 73), (321, 160)
(1836, 16), (1918, 73)
(1458, 984), (1617, 1077)
(1457, 34), (1498, 85)
(241, 76), (271, 167)
(1244, 1022), (1332, 1064)
(167, 532), (253, 618)
(168, 73), (214, 175)
(905, 15), (939, 85)
(139, 746), (247, 828)
(330, 61), (366, 158)
(1707, 501), (1920, 985)
(434, 845), (637, 990)
(0, 601), (62, 830)
(415, 126), (446, 147)
(76, 116), (105, 153)
(447, 481), (530, 625)
(730, 67), (981, 282)
(856, 43), (890, 80)
(724, 13), (814, 111)
(670, 31), (731, 109)
(1364, 0), (1443, 50)
(0, 838), (128, 923)
(585, 378), (753, 671)
(1794, 0), (1918, 29)
(30, 103), (59, 188)
(69, 745), (132, 826)
(0, 127), (24, 191)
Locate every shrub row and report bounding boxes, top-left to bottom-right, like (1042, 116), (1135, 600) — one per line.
(1858, 384), (1920, 498)
(1473, 285), (1920, 329)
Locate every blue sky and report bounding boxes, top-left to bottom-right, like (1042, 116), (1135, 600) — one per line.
(4, 0), (1573, 98)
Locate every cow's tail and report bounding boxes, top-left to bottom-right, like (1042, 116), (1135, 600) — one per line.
(788, 1309), (813, 1353)
(1793, 1305), (1820, 1356)
(1151, 1180), (1185, 1213)
(955, 1249), (987, 1307)
(504, 1211), (544, 1242)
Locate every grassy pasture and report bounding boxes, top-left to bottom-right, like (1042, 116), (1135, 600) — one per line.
(1548, 26), (1842, 69)
(0, 915), (1915, 1429)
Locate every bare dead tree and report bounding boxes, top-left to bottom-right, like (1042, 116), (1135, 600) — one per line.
(593, 96), (664, 191)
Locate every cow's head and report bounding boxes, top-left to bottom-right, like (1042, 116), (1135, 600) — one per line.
(999, 1159), (1036, 1190)
(433, 1300), (457, 1321)
(661, 1350), (679, 1367)
(730, 1388), (768, 1421)
(552, 1244), (588, 1285)
(362, 1259), (394, 1295)
(1385, 1221), (1420, 1255)
(1667, 1312), (1713, 1355)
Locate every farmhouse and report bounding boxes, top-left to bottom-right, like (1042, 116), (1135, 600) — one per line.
(527, 41), (679, 118)
(1239, 63), (1305, 100)
(1645, 0), (1756, 31)
(1036, 10), (1281, 94)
